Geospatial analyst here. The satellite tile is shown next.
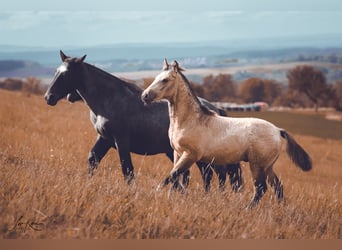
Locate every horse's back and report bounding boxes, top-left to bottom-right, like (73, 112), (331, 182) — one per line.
(229, 117), (282, 165)
(200, 116), (282, 165)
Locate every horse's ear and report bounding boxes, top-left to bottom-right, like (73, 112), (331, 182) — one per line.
(172, 60), (184, 73)
(60, 50), (68, 62)
(163, 58), (169, 71)
(78, 54), (87, 63)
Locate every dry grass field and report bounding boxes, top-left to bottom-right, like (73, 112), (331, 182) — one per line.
(0, 89), (341, 239)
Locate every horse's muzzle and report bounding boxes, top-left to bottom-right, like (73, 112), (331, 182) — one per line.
(44, 93), (58, 106)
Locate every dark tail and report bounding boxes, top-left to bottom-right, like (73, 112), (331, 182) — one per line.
(280, 130), (312, 171)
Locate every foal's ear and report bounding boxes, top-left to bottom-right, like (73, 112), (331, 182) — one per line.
(172, 60), (184, 73)
(77, 54), (87, 63)
(163, 58), (170, 70)
(60, 50), (69, 62)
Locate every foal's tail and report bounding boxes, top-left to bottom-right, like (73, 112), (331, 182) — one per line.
(280, 130), (312, 171)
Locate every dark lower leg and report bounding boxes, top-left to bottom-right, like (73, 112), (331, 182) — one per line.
(196, 161), (213, 192)
(226, 163), (243, 192)
(88, 136), (112, 177)
(248, 180), (267, 209)
(267, 170), (284, 202)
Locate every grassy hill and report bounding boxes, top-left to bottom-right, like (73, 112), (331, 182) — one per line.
(0, 89), (341, 239)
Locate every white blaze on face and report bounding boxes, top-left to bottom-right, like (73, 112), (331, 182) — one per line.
(57, 64), (68, 74)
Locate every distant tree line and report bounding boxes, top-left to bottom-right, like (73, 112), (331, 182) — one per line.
(1, 65), (341, 111)
(0, 77), (47, 95)
(144, 65), (342, 111)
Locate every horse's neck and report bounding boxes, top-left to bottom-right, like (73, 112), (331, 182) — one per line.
(168, 76), (202, 126)
(77, 65), (122, 115)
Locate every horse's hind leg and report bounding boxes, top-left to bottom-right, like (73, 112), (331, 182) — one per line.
(266, 166), (284, 202)
(248, 165), (267, 209)
(88, 135), (112, 177)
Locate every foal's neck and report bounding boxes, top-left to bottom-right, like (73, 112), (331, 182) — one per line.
(168, 74), (206, 125)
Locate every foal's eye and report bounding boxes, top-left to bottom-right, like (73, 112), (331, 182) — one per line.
(162, 79), (169, 83)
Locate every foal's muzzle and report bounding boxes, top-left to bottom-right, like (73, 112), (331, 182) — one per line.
(141, 91), (156, 105)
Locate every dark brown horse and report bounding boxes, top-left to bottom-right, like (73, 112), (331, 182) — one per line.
(44, 51), (243, 191)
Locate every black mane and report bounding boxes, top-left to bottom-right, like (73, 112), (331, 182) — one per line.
(84, 62), (142, 94)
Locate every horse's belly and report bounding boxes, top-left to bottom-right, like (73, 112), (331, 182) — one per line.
(201, 148), (244, 165)
(201, 136), (248, 164)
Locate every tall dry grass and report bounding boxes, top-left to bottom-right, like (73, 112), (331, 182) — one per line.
(0, 89), (341, 239)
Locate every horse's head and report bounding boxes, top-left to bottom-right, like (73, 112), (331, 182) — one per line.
(141, 58), (183, 104)
(44, 50), (86, 106)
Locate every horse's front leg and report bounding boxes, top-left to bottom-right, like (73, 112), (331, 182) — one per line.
(166, 151), (190, 189)
(88, 135), (113, 177)
(226, 163), (243, 192)
(115, 137), (135, 184)
(159, 152), (197, 192)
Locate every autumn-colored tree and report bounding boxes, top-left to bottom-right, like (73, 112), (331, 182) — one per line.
(202, 74), (235, 101)
(238, 77), (281, 104)
(314, 81), (342, 111)
(23, 77), (46, 95)
(189, 81), (205, 98)
(287, 65), (329, 112)
(0, 78), (23, 91)
(333, 81), (342, 111)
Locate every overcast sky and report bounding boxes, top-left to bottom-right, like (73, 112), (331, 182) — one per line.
(1, 0), (342, 48)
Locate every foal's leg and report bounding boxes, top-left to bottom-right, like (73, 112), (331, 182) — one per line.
(166, 151), (190, 189)
(248, 165), (267, 209)
(88, 135), (112, 177)
(266, 166), (284, 202)
(160, 152), (197, 191)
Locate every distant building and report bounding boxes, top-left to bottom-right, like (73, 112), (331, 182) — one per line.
(213, 102), (269, 112)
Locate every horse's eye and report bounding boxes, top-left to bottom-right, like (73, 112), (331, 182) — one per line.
(162, 79), (168, 83)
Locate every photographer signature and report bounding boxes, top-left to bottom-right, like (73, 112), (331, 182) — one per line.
(9, 215), (44, 233)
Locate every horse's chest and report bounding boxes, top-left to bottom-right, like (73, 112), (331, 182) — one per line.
(94, 116), (111, 137)
(168, 124), (200, 153)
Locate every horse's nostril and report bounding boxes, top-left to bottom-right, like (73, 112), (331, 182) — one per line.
(45, 93), (58, 106)
(142, 93), (149, 103)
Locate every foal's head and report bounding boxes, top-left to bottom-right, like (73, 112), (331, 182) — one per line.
(44, 50), (86, 106)
(141, 59), (183, 104)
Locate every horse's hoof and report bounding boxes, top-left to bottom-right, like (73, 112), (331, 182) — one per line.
(88, 169), (94, 178)
(125, 175), (135, 185)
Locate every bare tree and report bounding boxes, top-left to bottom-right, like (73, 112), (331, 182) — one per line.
(202, 74), (235, 102)
(287, 65), (328, 112)
(238, 77), (281, 104)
